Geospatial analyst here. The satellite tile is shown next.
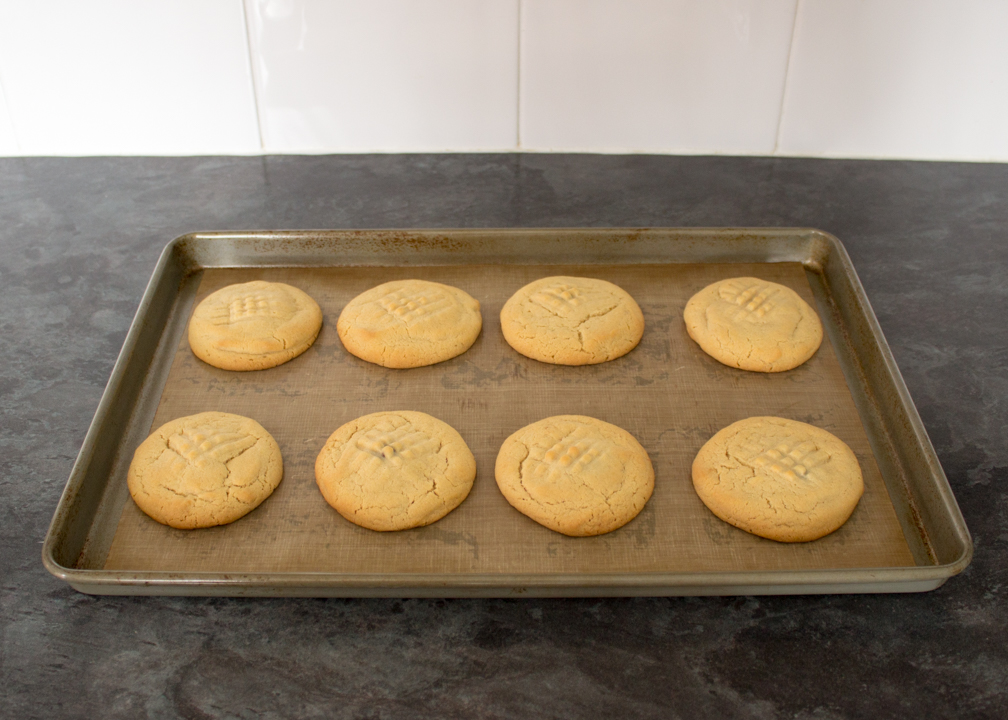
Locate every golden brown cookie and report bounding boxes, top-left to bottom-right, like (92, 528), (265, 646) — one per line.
(127, 411), (283, 529)
(188, 280), (323, 371)
(683, 277), (823, 372)
(500, 276), (644, 365)
(692, 416), (864, 542)
(495, 415), (654, 536)
(315, 411), (476, 531)
(336, 280), (482, 368)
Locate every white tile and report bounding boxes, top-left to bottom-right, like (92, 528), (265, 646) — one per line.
(778, 0), (1008, 161)
(520, 0), (798, 154)
(0, 1), (260, 155)
(0, 77), (19, 154)
(246, 0), (519, 152)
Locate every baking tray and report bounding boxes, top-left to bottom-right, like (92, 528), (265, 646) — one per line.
(42, 229), (972, 596)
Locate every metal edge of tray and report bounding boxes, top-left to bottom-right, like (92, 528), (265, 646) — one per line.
(42, 228), (973, 596)
(42, 237), (185, 586)
(60, 571), (949, 598)
(813, 231), (972, 574)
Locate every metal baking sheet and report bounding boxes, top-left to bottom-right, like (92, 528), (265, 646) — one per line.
(43, 229), (973, 596)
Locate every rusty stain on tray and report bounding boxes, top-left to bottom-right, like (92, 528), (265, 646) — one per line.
(103, 262), (915, 575)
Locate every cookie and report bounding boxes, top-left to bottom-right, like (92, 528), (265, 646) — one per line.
(495, 415), (654, 536)
(336, 280), (482, 368)
(315, 411), (476, 531)
(691, 416), (864, 542)
(188, 280), (323, 371)
(683, 277), (823, 372)
(500, 276), (644, 365)
(127, 411), (283, 529)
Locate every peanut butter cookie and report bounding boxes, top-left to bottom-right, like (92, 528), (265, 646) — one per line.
(495, 415), (654, 536)
(336, 280), (482, 368)
(315, 411), (476, 531)
(692, 416), (864, 542)
(188, 280), (323, 371)
(684, 277), (822, 372)
(500, 276), (644, 365)
(127, 411), (283, 529)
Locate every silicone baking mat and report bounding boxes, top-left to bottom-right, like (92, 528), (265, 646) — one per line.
(103, 262), (914, 574)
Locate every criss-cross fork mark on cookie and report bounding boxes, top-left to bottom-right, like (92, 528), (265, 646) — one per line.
(718, 279), (781, 322)
(166, 429), (258, 469)
(378, 287), (454, 326)
(354, 422), (441, 468)
(530, 284), (586, 317)
(204, 292), (295, 325)
(741, 438), (830, 483)
(530, 427), (607, 480)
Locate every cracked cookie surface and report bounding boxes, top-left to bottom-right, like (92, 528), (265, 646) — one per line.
(500, 276), (644, 365)
(495, 415), (654, 536)
(692, 416), (864, 542)
(188, 280), (323, 371)
(336, 279), (482, 368)
(315, 411), (476, 531)
(127, 411), (283, 529)
(683, 277), (823, 372)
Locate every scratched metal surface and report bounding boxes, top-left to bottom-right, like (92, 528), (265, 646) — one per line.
(102, 262), (914, 576)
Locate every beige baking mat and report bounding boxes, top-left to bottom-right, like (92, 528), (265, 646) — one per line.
(104, 263), (915, 575)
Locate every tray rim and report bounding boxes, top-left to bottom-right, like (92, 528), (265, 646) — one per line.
(42, 227), (974, 596)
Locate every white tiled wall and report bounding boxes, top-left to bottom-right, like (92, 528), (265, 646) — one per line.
(0, 0), (260, 155)
(519, 0), (797, 154)
(0, 0), (1006, 160)
(778, 0), (1008, 161)
(246, 0), (518, 152)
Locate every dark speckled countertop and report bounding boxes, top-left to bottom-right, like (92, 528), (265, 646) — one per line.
(1, 155), (1005, 719)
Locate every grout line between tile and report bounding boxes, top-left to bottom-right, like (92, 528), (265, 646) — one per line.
(241, 0), (266, 152)
(774, 0), (802, 156)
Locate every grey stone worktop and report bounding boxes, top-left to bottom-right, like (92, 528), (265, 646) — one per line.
(1, 155), (1005, 719)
